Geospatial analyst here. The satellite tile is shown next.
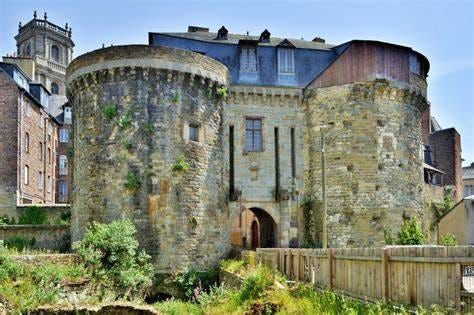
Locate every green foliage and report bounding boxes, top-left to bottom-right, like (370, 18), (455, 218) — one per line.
(300, 194), (320, 247)
(172, 91), (180, 103)
(396, 217), (425, 245)
(154, 299), (203, 315)
(0, 215), (15, 225)
(102, 103), (118, 119)
(124, 171), (141, 191)
(176, 268), (217, 300)
(219, 259), (247, 274)
(216, 87), (228, 100)
(383, 227), (394, 245)
(0, 244), (23, 281)
(72, 220), (154, 298)
(172, 155), (189, 172)
(4, 236), (36, 251)
(118, 113), (132, 130)
(144, 123), (154, 136)
(441, 233), (457, 246)
(235, 266), (273, 304)
(122, 139), (133, 150)
(18, 206), (48, 225)
(67, 146), (74, 158)
(433, 187), (455, 221)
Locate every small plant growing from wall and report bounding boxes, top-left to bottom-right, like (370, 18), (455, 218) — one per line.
(124, 171), (141, 191)
(432, 187), (455, 221)
(67, 146), (74, 158)
(172, 155), (189, 172)
(396, 217), (425, 245)
(122, 139), (133, 151)
(383, 227), (394, 245)
(216, 86), (228, 100)
(144, 123), (154, 136)
(118, 113), (132, 130)
(440, 233), (457, 246)
(102, 103), (117, 120)
(172, 91), (180, 104)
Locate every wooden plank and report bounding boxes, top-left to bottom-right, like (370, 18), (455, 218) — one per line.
(389, 256), (474, 263)
(381, 247), (389, 301)
(328, 248), (334, 290)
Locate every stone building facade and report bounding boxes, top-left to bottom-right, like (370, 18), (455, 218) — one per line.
(0, 62), (59, 217)
(67, 27), (436, 272)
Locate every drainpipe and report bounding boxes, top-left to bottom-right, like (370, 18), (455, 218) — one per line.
(17, 91), (25, 205)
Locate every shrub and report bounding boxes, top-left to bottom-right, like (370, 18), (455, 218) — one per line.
(118, 114), (132, 130)
(0, 243), (23, 281)
(172, 155), (189, 172)
(124, 171), (141, 191)
(18, 206), (48, 225)
(67, 146), (74, 158)
(176, 268), (217, 300)
(433, 187), (455, 221)
(383, 227), (394, 245)
(72, 220), (154, 298)
(235, 266), (273, 303)
(102, 104), (117, 119)
(154, 299), (202, 315)
(441, 233), (457, 246)
(219, 259), (247, 274)
(0, 215), (15, 225)
(396, 217), (425, 245)
(216, 87), (228, 100)
(4, 236), (36, 251)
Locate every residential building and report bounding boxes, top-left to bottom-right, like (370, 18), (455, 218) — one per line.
(463, 163), (474, 197)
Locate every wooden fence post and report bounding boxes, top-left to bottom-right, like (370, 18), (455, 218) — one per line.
(456, 263), (461, 312)
(381, 247), (389, 301)
(328, 248), (334, 290)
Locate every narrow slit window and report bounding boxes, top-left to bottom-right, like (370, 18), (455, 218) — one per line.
(189, 125), (199, 142)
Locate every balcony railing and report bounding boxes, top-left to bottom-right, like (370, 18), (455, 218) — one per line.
(19, 19), (71, 38)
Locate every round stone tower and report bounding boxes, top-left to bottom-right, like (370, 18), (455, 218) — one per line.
(66, 45), (229, 272)
(302, 41), (429, 247)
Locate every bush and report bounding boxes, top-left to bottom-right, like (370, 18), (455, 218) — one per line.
(219, 259), (247, 274)
(433, 187), (455, 221)
(396, 217), (425, 245)
(18, 206), (48, 225)
(0, 243), (23, 281)
(0, 215), (15, 225)
(102, 104), (117, 119)
(4, 236), (36, 251)
(176, 268), (217, 301)
(441, 233), (457, 246)
(172, 155), (189, 172)
(216, 87), (227, 100)
(72, 220), (154, 298)
(124, 171), (141, 191)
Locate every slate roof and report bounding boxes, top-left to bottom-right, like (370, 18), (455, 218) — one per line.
(154, 31), (334, 51)
(463, 163), (474, 180)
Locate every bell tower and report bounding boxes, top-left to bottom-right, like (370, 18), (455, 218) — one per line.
(14, 11), (74, 113)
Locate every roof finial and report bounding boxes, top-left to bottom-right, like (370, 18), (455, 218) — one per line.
(65, 23), (68, 31)
(246, 31), (249, 36)
(44, 12), (47, 20)
(68, 27), (72, 38)
(33, 11), (37, 19)
(18, 22), (22, 31)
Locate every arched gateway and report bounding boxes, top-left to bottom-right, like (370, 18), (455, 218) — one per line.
(231, 207), (277, 250)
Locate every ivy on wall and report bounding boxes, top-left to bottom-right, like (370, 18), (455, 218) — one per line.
(300, 193), (321, 248)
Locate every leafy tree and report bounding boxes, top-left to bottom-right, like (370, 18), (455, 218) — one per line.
(73, 220), (154, 298)
(440, 233), (457, 246)
(396, 217), (425, 245)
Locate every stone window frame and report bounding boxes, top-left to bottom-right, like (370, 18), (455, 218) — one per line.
(51, 44), (60, 63)
(183, 121), (204, 145)
(243, 116), (265, 153)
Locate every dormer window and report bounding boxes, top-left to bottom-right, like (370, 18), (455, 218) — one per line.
(278, 48), (295, 74)
(240, 46), (257, 73)
(216, 26), (228, 40)
(259, 29), (271, 43)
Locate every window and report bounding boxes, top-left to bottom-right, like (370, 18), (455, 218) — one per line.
(25, 100), (30, 117)
(189, 125), (199, 142)
(38, 171), (43, 190)
(59, 128), (68, 143)
(39, 142), (43, 160)
(24, 165), (29, 185)
(245, 118), (263, 151)
(39, 115), (44, 129)
(51, 45), (60, 62)
(24, 133), (30, 153)
(47, 176), (51, 193)
(24, 43), (31, 56)
(240, 46), (257, 72)
(48, 148), (51, 164)
(47, 122), (52, 141)
(59, 155), (68, 175)
(51, 82), (59, 94)
(278, 48), (295, 74)
(59, 181), (68, 196)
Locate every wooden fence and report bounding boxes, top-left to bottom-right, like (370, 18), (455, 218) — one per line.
(250, 246), (474, 311)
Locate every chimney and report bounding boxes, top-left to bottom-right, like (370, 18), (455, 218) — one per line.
(259, 29), (271, 43)
(312, 37), (325, 43)
(216, 26), (228, 40)
(188, 26), (209, 33)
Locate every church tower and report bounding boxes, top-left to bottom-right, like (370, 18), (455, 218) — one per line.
(14, 11), (74, 113)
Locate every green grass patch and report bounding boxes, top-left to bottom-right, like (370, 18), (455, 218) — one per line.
(102, 104), (118, 119)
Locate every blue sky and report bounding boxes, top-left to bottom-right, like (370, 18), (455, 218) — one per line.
(1, 0), (473, 165)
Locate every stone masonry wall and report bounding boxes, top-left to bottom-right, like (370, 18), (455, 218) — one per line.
(67, 45), (229, 272)
(303, 79), (427, 247)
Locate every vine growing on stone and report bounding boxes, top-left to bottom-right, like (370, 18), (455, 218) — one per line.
(300, 193), (320, 247)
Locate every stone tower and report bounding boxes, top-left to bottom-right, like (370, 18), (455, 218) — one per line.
(15, 11), (74, 113)
(66, 45), (230, 272)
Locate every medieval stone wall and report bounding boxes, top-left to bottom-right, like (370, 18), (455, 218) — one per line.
(302, 79), (427, 247)
(66, 45), (230, 272)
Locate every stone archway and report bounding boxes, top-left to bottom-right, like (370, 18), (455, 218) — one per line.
(230, 207), (277, 249)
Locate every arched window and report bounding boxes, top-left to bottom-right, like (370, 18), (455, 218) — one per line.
(51, 45), (60, 62)
(24, 43), (31, 57)
(51, 82), (59, 94)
